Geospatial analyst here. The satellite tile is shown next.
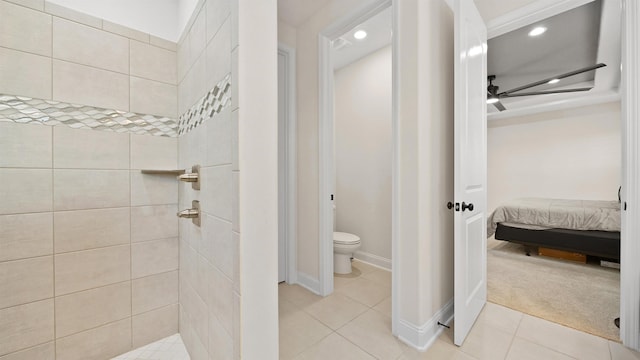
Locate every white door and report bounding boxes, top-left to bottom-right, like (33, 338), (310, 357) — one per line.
(453, 0), (488, 346)
(278, 52), (286, 283)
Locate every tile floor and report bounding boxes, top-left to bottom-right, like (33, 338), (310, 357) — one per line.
(279, 260), (640, 360)
(111, 334), (190, 360)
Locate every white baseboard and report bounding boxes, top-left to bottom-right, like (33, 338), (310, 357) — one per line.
(396, 299), (454, 351)
(296, 271), (321, 295)
(354, 250), (392, 271)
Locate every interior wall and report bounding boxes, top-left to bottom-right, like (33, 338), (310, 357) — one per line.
(334, 45), (392, 266)
(0, 3), (181, 358)
(175, 0), (240, 359)
(293, 0), (375, 285)
(395, 0), (455, 347)
(488, 101), (622, 212)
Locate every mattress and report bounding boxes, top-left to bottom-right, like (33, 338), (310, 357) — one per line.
(487, 198), (620, 238)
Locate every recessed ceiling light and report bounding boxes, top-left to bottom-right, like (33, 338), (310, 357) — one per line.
(528, 26), (547, 37)
(548, 78), (560, 84)
(353, 30), (367, 40)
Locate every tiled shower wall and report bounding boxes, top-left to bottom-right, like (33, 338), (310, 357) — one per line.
(0, 1), (181, 359)
(175, 0), (241, 359)
(0, 0), (177, 118)
(0, 124), (180, 360)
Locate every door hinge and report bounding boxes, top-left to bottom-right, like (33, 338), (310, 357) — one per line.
(331, 194), (334, 201)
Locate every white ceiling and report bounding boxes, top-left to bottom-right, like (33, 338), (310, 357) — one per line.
(486, 0), (621, 114)
(278, 0), (333, 27)
(332, 7), (392, 70)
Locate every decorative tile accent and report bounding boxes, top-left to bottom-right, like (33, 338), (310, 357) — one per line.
(178, 74), (231, 135)
(0, 94), (178, 137)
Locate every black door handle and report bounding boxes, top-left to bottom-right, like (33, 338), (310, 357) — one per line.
(447, 202), (454, 210)
(461, 202), (474, 212)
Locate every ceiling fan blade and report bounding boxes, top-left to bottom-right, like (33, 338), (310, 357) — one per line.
(501, 87), (592, 97)
(498, 63), (606, 96)
(493, 100), (506, 111)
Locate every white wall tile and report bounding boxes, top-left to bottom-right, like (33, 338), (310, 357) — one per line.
(177, 39), (190, 83)
(130, 205), (179, 242)
(130, 77), (178, 118)
(132, 270), (178, 315)
(52, 60), (129, 111)
(230, 0), (238, 50)
(202, 214), (233, 279)
(130, 40), (177, 84)
(53, 126), (129, 169)
(232, 171), (239, 232)
(132, 304), (179, 348)
(205, 102), (232, 167)
(44, 2), (102, 29)
(0, 342), (54, 360)
(54, 245), (130, 295)
(0, 256), (53, 309)
(0, 299), (54, 357)
(0, 213), (53, 262)
(0, 47), (51, 99)
(54, 207), (130, 253)
(0, 1), (51, 56)
(206, 0), (231, 42)
(231, 109), (239, 171)
(130, 171), (178, 206)
(180, 282), (208, 348)
(205, 19), (231, 88)
(189, 9), (207, 65)
(131, 238), (179, 279)
(0, 169), (52, 215)
(54, 282), (131, 338)
(181, 53), (208, 114)
(54, 318), (131, 360)
(232, 231), (240, 294)
(208, 265), (233, 336)
(209, 308), (233, 359)
(103, 20), (149, 43)
(231, 48), (238, 110)
(53, 170), (129, 211)
(130, 134), (178, 170)
(53, 17), (128, 74)
(200, 165), (232, 221)
(0, 123), (52, 168)
(150, 35), (177, 52)
(3, 0), (43, 11)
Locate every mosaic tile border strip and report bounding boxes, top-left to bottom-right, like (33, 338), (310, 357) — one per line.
(0, 95), (178, 137)
(178, 74), (232, 135)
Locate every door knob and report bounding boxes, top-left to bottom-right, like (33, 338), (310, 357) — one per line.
(461, 202), (474, 212)
(447, 202), (454, 209)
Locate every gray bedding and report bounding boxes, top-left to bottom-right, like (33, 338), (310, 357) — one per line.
(487, 198), (621, 238)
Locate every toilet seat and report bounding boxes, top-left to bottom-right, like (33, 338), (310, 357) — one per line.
(333, 232), (361, 245)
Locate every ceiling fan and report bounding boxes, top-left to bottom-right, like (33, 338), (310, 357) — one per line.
(487, 63), (606, 111)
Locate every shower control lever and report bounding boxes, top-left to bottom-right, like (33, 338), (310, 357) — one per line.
(177, 200), (201, 226)
(178, 165), (200, 190)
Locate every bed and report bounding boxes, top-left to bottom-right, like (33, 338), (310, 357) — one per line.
(487, 198), (621, 261)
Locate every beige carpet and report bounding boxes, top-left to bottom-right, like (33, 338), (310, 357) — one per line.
(488, 239), (620, 341)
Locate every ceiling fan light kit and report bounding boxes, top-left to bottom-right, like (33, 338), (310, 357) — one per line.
(486, 63), (607, 111)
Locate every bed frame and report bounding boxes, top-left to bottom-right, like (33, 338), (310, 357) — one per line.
(494, 223), (621, 261)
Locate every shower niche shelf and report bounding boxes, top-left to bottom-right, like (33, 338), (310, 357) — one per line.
(140, 169), (186, 175)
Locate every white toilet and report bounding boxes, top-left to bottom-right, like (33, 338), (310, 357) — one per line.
(333, 232), (361, 274)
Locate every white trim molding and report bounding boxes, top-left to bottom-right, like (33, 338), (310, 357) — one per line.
(354, 251), (392, 271)
(278, 43), (298, 285)
(397, 299), (454, 351)
(296, 272), (321, 295)
(486, 0), (595, 39)
(317, 0), (393, 297)
(620, 0), (640, 350)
